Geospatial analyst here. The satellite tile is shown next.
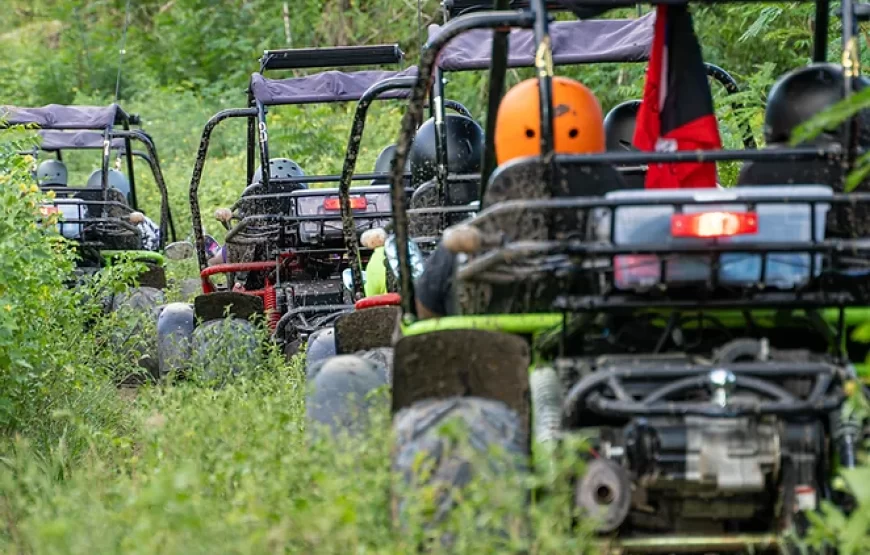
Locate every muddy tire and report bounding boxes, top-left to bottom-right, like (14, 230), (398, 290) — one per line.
(110, 286), (165, 384)
(359, 346), (393, 383)
(178, 278), (202, 302)
(156, 302), (195, 379)
(188, 318), (261, 386)
(304, 327), (337, 378)
(306, 354), (388, 437)
(391, 396), (528, 547)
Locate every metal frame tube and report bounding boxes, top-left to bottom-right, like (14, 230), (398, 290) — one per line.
(433, 67), (449, 213)
(121, 119), (138, 210)
(256, 101), (271, 188)
(100, 127), (111, 213)
(112, 129), (176, 248)
(813, 0), (830, 62)
(531, 0), (555, 161)
(189, 107), (258, 271)
(337, 76), (417, 299)
(247, 90), (257, 185)
(389, 9), (536, 318)
(481, 0), (513, 197)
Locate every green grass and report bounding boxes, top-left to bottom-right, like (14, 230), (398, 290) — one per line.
(0, 343), (600, 554)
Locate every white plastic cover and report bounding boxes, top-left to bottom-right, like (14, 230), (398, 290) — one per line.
(598, 185), (833, 290)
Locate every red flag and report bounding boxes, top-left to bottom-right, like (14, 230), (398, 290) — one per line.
(632, 5), (722, 189)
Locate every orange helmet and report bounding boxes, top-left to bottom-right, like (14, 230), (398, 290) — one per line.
(495, 77), (605, 165)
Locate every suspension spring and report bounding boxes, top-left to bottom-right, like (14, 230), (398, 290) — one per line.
(264, 280), (280, 331)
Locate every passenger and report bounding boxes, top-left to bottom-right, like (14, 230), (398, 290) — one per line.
(415, 76), (605, 319)
(361, 228), (388, 297)
(738, 63), (870, 187)
(36, 159), (68, 186)
(86, 168), (161, 251)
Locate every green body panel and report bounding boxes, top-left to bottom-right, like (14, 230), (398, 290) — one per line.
(101, 250), (166, 266)
(401, 313), (564, 337)
(401, 308), (870, 344)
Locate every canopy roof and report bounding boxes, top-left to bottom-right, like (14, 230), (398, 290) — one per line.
(0, 104), (129, 130)
(37, 130), (127, 151)
(249, 67), (420, 106)
(429, 13), (654, 71)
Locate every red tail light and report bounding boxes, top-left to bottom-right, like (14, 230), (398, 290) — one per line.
(323, 196), (367, 211)
(39, 205), (59, 216)
(671, 211), (758, 238)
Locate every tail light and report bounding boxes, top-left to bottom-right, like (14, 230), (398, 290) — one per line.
(671, 211), (758, 238)
(39, 205), (59, 216)
(323, 196), (367, 211)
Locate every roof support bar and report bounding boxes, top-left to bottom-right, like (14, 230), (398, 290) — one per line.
(259, 44), (404, 72)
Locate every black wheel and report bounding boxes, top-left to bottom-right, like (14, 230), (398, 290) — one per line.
(304, 327), (337, 377)
(110, 286), (165, 383)
(358, 346), (393, 383)
(188, 318), (262, 386)
(156, 302), (195, 380)
(305, 354), (389, 438)
(391, 396), (529, 548)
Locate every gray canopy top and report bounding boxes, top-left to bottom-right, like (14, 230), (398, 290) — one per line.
(429, 13), (654, 71)
(0, 104), (130, 130)
(249, 67), (420, 106)
(37, 130), (127, 151)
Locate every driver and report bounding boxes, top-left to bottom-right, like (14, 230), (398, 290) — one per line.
(86, 168), (161, 251)
(415, 76), (606, 319)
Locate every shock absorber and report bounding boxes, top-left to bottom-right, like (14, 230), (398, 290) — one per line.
(530, 366), (563, 444)
(833, 410), (861, 469)
(264, 279), (280, 331)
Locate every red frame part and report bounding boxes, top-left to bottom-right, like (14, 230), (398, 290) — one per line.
(355, 293), (401, 310)
(200, 261), (279, 294)
(200, 261), (282, 330)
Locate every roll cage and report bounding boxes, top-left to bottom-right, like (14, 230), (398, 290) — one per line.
(386, 0), (866, 329)
(337, 2), (755, 299)
(1, 104), (176, 250)
(188, 44), (419, 275)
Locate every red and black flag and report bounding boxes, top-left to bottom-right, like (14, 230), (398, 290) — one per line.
(632, 5), (722, 189)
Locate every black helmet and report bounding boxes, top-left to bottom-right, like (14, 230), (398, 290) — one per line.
(764, 63), (870, 144)
(409, 115), (484, 188)
(253, 158), (307, 188)
(604, 100), (641, 152)
(371, 144), (410, 186)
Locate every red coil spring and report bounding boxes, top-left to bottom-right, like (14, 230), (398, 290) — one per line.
(263, 280), (279, 331)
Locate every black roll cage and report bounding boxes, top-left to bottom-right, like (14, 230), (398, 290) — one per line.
(188, 46), (470, 273)
(17, 119), (176, 249)
(388, 0), (860, 321)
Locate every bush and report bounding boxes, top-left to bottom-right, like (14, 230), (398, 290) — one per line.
(0, 126), (133, 455)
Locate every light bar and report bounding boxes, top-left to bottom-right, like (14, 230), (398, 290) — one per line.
(671, 211), (758, 238)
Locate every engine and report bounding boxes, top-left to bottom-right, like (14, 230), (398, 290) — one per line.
(576, 415), (825, 535)
(546, 339), (841, 537)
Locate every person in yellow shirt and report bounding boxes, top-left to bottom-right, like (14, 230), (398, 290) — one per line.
(360, 228), (388, 297)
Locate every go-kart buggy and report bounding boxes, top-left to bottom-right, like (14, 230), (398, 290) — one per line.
(4, 104), (176, 273)
(156, 44), (441, 377)
(2, 103), (177, 381)
(308, 0), (870, 552)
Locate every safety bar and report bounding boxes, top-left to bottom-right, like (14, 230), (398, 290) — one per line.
(259, 44), (405, 72)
